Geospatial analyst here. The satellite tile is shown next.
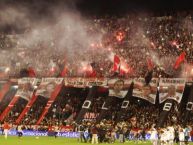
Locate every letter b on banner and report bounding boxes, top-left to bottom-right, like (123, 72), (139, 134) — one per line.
(82, 100), (91, 109)
(163, 103), (172, 111)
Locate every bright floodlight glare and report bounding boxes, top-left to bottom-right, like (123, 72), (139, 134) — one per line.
(12, 85), (19, 89)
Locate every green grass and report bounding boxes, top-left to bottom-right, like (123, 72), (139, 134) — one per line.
(0, 136), (192, 145)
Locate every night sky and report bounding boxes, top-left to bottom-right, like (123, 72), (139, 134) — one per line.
(0, 0), (193, 33)
(0, 0), (193, 17)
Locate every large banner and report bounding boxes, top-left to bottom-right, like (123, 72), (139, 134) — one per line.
(65, 77), (107, 88)
(159, 78), (186, 103)
(116, 82), (134, 122)
(108, 79), (132, 98)
(36, 78), (63, 98)
(15, 78), (38, 101)
(183, 84), (193, 125)
(96, 79), (132, 122)
(6, 129), (79, 138)
(133, 78), (158, 104)
(75, 86), (98, 123)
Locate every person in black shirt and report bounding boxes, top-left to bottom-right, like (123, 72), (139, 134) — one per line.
(0, 123), (3, 135)
(140, 128), (146, 143)
(77, 124), (87, 143)
(174, 126), (179, 144)
(87, 125), (92, 143)
(98, 126), (106, 143)
(104, 131), (111, 143)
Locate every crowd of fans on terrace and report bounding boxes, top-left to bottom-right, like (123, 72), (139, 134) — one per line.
(0, 13), (193, 142)
(0, 13), (193, 78)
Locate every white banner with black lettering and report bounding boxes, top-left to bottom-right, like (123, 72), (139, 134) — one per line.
(65, 77), (107, 88)
(159, 78), (186, 103)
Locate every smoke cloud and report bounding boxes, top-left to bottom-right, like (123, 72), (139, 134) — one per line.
(0, 4), (103, 76)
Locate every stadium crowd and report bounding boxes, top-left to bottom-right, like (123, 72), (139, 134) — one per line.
(0, 13), (193, 144)
(0, 14), (193, 78)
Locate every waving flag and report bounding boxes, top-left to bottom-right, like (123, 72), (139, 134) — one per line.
(174, 52), (186, 69)
(146, 58), (154, 70)
(28, 67), (36, 77)
(60, 66), (68, 77)
(113, 55), (121, 73)
(36, 78), (63, 125)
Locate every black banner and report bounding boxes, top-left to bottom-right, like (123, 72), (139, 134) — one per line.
(157, 99), (175, 127)
(96, 81), (133, 123)
(75, 86), (98, 123)
(116, 82), (134, 122)
(183, 84), (193, 125)
(95, 92), (113, 123)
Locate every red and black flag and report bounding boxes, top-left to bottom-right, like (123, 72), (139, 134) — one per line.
(146, 58), (154, 71)
(174, 51), (186, 69)
(60, 65), (68, 77)
(113, 55), (121, 73)
(28, 67), (36, 77)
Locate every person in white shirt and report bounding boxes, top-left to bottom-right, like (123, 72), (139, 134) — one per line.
(17, 124), (23, 138)
(179, 127), (185, 145)
(160, 128), (168, 145)
(168, 126), (175, 145)
(54, 125), (60, 138)
(150, 124), (158, 145)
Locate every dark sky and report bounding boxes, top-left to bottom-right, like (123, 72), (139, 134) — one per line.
(1, 0), (193, 17)
(76, 0), (193, 16)
(0, 0), (193, 33)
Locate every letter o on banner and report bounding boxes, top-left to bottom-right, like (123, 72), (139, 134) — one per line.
(82, 100), (91, 109)
(121, 101), (129, 109)
(186, 102), (193, 111)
